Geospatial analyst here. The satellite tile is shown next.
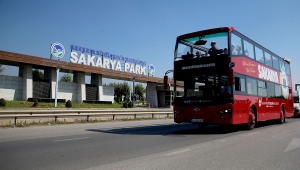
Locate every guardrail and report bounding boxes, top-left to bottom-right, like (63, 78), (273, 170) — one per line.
(0, 109), (173, 125)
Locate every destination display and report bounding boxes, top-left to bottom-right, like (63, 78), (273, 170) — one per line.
(174, 56), (231, 77)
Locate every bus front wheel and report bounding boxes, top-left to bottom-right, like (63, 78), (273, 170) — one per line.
(278, 108), (285, 124)
(247, 108), (256, 130)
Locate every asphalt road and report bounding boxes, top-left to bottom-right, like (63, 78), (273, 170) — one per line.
(1, 118), (300, 170)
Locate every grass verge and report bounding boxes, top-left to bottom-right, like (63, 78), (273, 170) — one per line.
(0, 100), (146, 109)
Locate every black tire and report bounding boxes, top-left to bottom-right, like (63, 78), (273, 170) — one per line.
(295, 111), (300, 118)
(247, 108), (256, 130)
(278, 108), (285, 124)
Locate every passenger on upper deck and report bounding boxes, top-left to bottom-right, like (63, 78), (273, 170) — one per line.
(236, 45), (242, 55)
(195, 51), (202, 58)
(208, 41), (224, 56)
(231, 44), (237, 55)
(244, 49), (249, 57)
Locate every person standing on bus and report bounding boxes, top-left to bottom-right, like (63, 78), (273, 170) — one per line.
(236, 45), (242, 55)
(231, 44), (237, 55)
(244, 49), (249, 57)
(208, 41), (224, 56)
(195, 51), (202, 58)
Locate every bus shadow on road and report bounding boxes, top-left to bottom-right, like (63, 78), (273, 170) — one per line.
(85, 123), (249, 136)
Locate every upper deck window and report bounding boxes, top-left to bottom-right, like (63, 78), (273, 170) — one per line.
(272, 56), (280, 70)
(255, 46), (264, 64)
(243, 40), (254, 59)
(176, 32), (229, 60)
(231, 34), (242, 55)
(285, 62), (291, 75)
(264, 52), (272, 67)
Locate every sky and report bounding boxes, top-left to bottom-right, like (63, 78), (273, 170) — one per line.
(0, 0), (300, 89)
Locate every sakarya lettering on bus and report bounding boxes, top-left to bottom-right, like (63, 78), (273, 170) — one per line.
(258, 65), (279, 83)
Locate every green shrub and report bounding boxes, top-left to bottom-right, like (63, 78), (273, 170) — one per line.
(32, 100), (38, 107)
(123, 102), (128, 108)
(128, 101), (133, 108)
(0, 98), (6, 107)
(65, 100), (72, 108)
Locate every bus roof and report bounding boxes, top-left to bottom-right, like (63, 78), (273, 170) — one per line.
(177, 27), (234, 40)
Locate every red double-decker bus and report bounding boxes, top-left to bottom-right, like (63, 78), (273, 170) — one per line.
(170, 27), (293, 130)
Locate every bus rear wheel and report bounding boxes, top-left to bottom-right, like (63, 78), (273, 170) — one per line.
(247, 108), (256, 130)
(278, 108), (285, 124)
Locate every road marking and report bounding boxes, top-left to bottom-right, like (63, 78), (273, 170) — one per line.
(284, 138), (300, 152)
(54, 137), (90, 142)
(165, 148), (191, 156)
(241, 132), (260, 137)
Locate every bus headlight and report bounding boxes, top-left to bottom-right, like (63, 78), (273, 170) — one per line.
(174, 109), (180, 118)
(218, 108), (232, 114)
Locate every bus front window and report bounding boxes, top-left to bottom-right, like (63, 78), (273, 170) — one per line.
(176, 32), (229, 60)
(174, 74), (233, 105)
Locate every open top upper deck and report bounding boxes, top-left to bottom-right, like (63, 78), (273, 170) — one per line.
(174, 27), (291, 82)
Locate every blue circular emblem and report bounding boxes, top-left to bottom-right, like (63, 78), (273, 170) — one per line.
(149, 64), (155, 75)
(51, 42), (65, 59)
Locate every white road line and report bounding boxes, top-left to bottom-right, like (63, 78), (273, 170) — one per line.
(241, 132), (260, 137)
(165, 148), (191, 156)
(284, 138), (300, 152)
(54, 137), (90, 142)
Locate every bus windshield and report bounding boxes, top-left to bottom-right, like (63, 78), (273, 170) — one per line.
(174, 72), (233, 105)
(176, 32), (229, 59)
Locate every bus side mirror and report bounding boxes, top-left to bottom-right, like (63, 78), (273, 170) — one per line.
(163, 76), (168, 89)
(228, 69), (234, 85)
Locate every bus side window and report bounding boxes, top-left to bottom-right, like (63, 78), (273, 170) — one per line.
(247, 83), (252, 94)
(246, 77), (257, 95)
(234, 77), (245, 91)
(267, 82), (275, 97)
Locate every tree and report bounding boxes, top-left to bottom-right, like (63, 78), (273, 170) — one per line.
(32, 69), (44, 81)
(60, 73), (72, 82)
(109, 82), (122, 103)
(121, 82), (131, 102)
(109, 82), (130, 103)
(135, 84), (146, 101)
(0, 64), (5, 74)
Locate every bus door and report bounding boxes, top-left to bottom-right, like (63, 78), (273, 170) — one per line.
(257, 80), (269, 120)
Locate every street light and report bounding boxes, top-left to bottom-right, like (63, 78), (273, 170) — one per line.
(132, 77), (136, 107)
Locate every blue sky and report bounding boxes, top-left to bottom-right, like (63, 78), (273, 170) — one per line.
(0, 0), (300, 88)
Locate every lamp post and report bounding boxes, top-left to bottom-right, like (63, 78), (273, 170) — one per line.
(54, 65), (64, 107)
(132, 77), (136, 107)
(54, 67), (60, 107)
